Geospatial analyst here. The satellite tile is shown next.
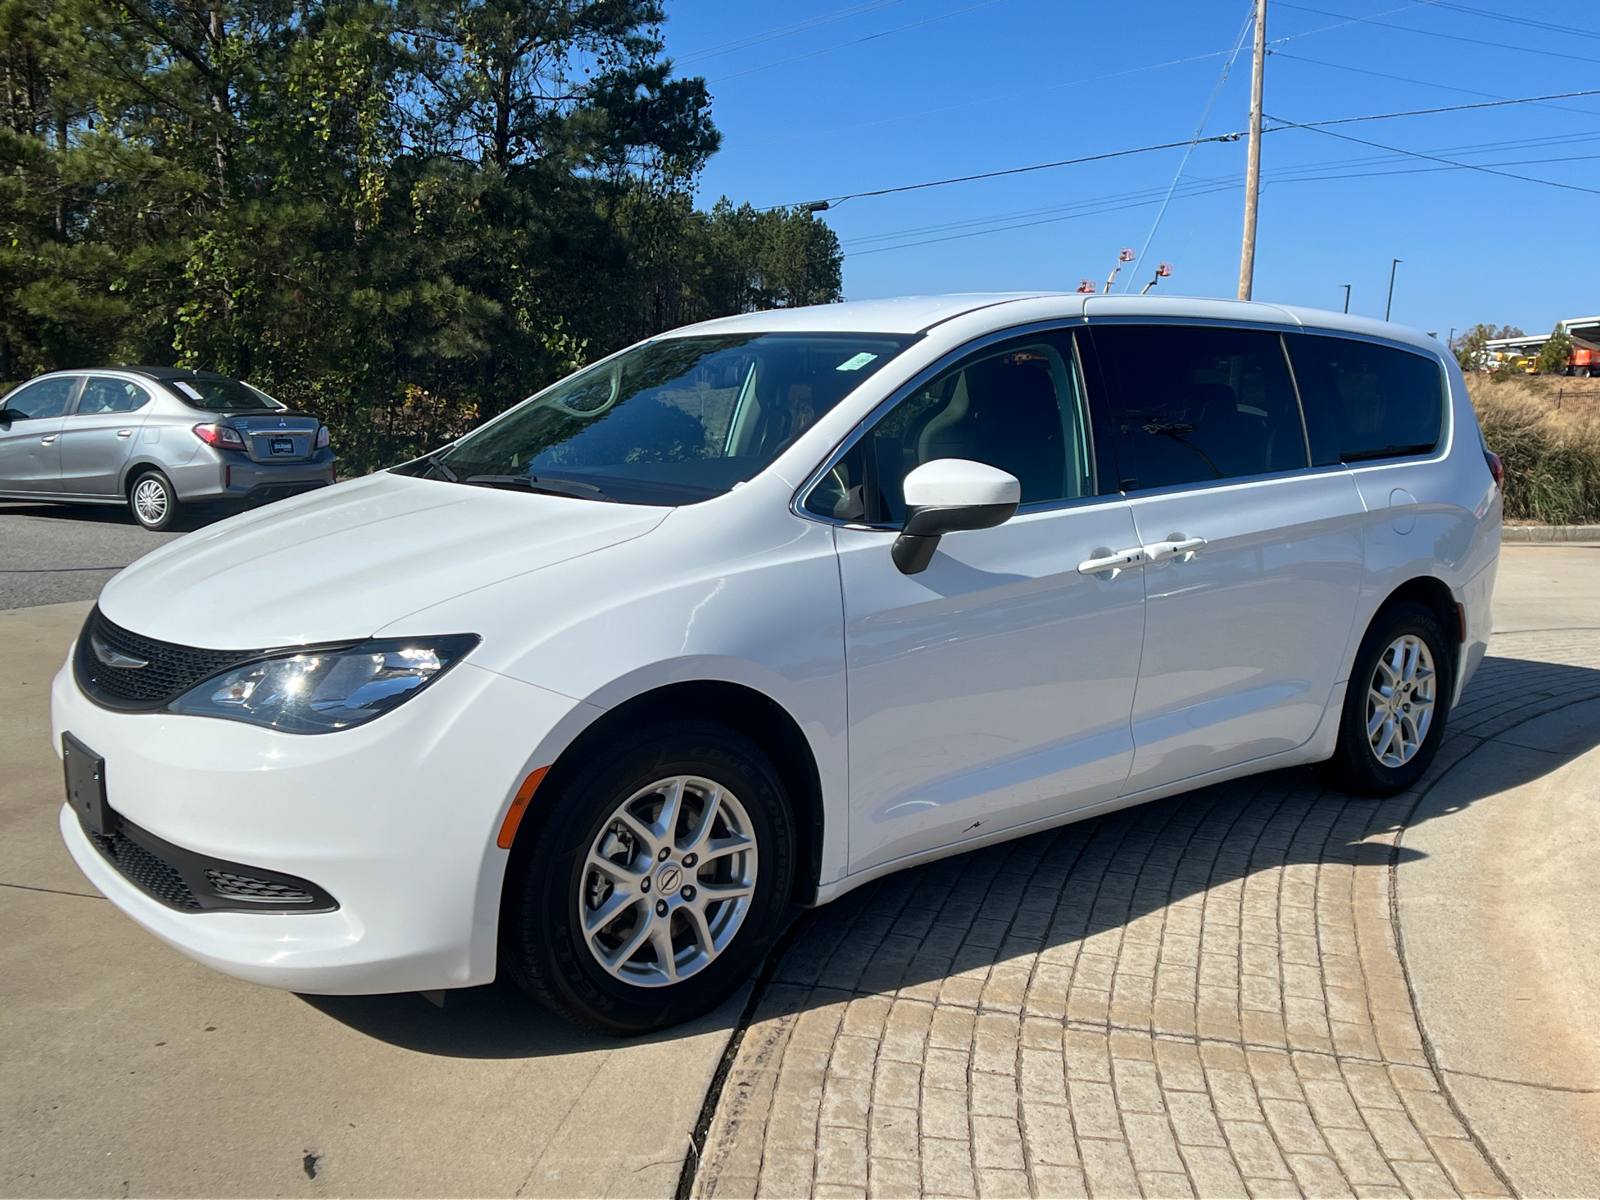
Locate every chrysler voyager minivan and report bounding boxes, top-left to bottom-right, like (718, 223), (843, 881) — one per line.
(54, 294), (1500, 1034)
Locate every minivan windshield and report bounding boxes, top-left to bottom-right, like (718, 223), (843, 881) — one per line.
(168, 375), (283, 413)
(395, 332), (916, 505)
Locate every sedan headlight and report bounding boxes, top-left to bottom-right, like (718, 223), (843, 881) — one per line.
(169, 635), (479, 733)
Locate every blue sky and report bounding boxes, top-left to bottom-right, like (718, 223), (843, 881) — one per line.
(661, 1), (1600, 340)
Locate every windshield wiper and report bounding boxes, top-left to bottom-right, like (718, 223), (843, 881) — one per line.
(463, 474), (612, 501)
(421, 449), (458, 481)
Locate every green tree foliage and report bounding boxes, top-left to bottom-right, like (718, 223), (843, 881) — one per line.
(1454, 324), (1493, 373)
(1534, 322), (1573, 375)
(0, 0), (842, 470)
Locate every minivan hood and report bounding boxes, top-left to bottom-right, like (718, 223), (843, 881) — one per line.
(97, 471), (668, 648)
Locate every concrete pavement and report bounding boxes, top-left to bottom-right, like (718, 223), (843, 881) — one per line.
(0, 599), (744, 1198)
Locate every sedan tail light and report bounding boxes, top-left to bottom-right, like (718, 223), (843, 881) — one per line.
(193, 422), (246, 450)
(315, 426), (330, 450)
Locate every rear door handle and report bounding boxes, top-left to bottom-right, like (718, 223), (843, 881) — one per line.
(1077, 546), (1145, 577)
(39, 434), (56, 445)
(116, 429), (133, 438)
(1143, 535), (1206, 563)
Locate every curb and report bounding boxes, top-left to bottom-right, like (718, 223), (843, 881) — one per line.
(1502, 525), (1600, 543)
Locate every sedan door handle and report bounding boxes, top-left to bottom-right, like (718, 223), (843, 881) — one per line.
(116, 429), (133, 438)
(1077, 546), (1146, 577)
(1143, 535), (1206, 563)
(39, 434), (56, 445)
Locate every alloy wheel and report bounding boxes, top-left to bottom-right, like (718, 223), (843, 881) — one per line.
(1365, 633), (1437, 768)
(132, 477), (168, 526)
(579, 775), (758, 987)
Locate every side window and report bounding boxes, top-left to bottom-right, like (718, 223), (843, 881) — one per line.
(2, 376), (78, 419)
(1091, 324), (1308, 491)
(1286, 334), (1445, 465)
(806, 332), (1093, 524)
(76, 377), (152, 416)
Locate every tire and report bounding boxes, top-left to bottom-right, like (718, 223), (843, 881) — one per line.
(502, 721), (797, 1036)
(128, 470), (181, 531)
(1326, 601), (1453, 797)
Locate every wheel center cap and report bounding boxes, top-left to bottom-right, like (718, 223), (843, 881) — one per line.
(656, 863), (683, 895)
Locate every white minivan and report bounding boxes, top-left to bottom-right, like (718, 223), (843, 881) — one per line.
(54, 294), (1501, 1034)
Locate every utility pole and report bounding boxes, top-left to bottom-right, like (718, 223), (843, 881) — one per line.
(1341, 284), (1351, 314)
(1237, 0), (1268, 301)
(1385, 258), (1402, 321)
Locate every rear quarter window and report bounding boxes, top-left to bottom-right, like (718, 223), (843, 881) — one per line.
(1287, 334), (1445, 465)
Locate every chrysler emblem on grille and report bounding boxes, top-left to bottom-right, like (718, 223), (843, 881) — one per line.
(90, 634), (149, 670)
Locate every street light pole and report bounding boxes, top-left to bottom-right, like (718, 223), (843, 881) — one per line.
(1237, 0), (1268, 301)
(1341, 284), (1351, 314)
(1385, 258), (1402, 322)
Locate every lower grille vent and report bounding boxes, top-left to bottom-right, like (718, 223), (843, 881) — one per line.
(86, 827), (201, 910)
(205, 870), (315, 905)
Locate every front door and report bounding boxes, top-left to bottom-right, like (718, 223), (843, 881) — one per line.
(1087, 321), (1365, 795)
(0, 376), (79, 494)
(59, 376), (153, 495)
(809, 330), (1147, 876)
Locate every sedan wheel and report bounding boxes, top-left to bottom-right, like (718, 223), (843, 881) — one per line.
(129, 472), (180, 531)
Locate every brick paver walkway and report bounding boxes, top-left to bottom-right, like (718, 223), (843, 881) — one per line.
(692, 632), (1600, 1198)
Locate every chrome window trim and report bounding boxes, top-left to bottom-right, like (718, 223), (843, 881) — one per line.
(790, 317), (1100, 528)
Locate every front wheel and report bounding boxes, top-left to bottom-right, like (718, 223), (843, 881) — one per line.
(1326, 601), (1453, 796)
(501, 722), (796, 1035)
(129, 470), (181, 531)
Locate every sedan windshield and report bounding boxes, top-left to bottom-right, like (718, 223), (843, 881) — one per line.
(395, 332), (916, 505)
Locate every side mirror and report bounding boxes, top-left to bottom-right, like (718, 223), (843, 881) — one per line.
(0, 408), (18, 427)
(892, 459), (1021, 575)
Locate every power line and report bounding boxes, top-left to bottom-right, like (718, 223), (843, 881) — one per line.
(1267, 115), (1600, 195)
(1273, 1), (1600, 66)
(783, 87), (1600, 211)
(1425, 1), (1600, 42)
(1270, 51), (1600, 118)
(1126, 3), (1258, 292)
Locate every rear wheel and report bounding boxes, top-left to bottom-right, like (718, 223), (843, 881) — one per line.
(1326, 601), (1453, 796)
(502, 721), (796, 1035)
(129, 470), (180, 531)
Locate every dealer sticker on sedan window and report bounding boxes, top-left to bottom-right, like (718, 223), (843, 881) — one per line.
(836, 352), (878, 371)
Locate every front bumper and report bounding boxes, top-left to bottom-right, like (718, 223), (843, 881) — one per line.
(52, 650), (583, 994)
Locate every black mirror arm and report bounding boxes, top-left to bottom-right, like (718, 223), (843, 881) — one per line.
(891, 501), (1019, 575)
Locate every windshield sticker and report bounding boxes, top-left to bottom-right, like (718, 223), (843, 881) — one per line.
(836, 352), (878, 372)
(173, 381), (205, 400)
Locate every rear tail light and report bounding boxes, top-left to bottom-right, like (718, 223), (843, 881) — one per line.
(1485, 450), (1504, 488)
(315, 426), (330, 450)
(193, 423), (246, 450)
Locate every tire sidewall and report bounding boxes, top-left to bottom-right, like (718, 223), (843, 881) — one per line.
(508, 722), (795, 1035)
(1338, 601), (1454, 796)
(129, 471), (178, 531)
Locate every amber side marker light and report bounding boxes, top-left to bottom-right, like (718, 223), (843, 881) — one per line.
(497, 766), (550, 849)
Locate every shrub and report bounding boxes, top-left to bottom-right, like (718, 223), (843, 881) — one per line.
(1469, 376), (1600, 524)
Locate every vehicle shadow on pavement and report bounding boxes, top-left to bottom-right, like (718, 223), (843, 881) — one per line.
(758, 652), (1600, 1010)
(299, 975), (616, 1058)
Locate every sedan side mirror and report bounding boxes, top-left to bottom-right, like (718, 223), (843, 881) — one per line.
(892, 459), (1021, 575)
(0, 408), (18, 427)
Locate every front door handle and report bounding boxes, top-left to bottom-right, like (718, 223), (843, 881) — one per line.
(39, 434), (56, 445)
(1077, 546), (1145, 577)
(116, 429), (133, 438)
(1143, 534), (1206, 563)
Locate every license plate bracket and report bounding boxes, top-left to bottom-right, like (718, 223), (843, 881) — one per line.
(269, 436), (294, 456)
(63, 732), (112, 835)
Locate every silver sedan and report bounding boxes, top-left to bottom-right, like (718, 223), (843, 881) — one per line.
(0, 368), (336, 529)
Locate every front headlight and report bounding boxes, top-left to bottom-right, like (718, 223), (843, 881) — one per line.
(169, 635), (479, 733)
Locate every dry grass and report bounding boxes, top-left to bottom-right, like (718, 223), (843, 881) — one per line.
(1468, 375), (1600, 525)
